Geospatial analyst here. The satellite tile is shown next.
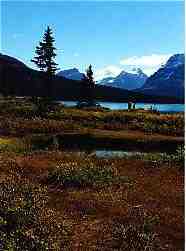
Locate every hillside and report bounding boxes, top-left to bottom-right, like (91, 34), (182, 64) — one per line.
(0, 53), (183, 103)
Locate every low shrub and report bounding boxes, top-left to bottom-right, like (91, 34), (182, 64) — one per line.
(110, 215), (160, 251)
(0, 176), (71, 250)
(133, 145), (184, 168)
(0, 177), (48, 250)
(0, 118), (78, 135)
(48, 163), (114, 187)
(48, 161), (130, 188)
(93, 210), (160, 251)
(170, 145), (185, 168)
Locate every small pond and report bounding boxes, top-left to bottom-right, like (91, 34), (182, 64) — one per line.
(29, 134), (180, 158)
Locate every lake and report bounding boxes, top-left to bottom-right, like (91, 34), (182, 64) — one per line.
(63, 101), (184, 113)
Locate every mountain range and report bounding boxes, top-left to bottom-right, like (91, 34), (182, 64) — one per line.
(57, 54), (184, 98)
(0, 53), (184, 103)
(97, 68), (148, 90)
(57, 67), (148, 90)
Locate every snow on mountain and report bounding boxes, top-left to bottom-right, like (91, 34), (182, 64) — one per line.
(138, 54), (185, 98)
(97, 68), (148, 90)
(164, 54), (185, 68)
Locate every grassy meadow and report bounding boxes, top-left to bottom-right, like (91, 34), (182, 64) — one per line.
(0, 97), (184, 250)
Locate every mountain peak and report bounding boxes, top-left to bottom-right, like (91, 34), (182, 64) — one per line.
(98, 68), (147, 90)
(165, 53), (185, 68)
(131, 67), (145, 75)
(57, 68), (84, 80)
(138, 53), (185, 98)
(118, 70), (126, 76)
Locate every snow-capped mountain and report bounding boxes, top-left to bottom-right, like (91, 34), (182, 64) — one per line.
(57, 68), (84, 80)
(165, 54), (184, 68)
(0, 53), (183, 103)
(97, 68), (148, 90)
(138, 54), (185, 98)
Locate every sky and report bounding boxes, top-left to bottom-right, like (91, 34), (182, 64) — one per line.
(1, 1), (184, 79)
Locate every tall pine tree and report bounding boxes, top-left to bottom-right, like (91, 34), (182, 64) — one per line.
(31, 26), (58, 97)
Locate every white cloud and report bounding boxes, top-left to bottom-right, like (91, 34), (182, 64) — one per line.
(120, 54), (172, 67)
(95, 65), (122, 80)
(73, 52), (79, 57)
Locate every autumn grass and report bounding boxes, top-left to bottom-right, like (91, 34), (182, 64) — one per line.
(127, 145), (185, 169)
(0, 175), (71, 250)
(0, 148), (184, 250)
(47, 107), (184, 136)
(46, 146), (184, 189)
(0, 137), (28, 154)
(0, 97), (184, 250)
(0, 133), (184, 171)
(0, 97), (184, 136)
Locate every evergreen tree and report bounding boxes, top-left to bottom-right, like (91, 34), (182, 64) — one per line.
(31, 26), (58, 75)
(86, 64), (95, 88)
(78, 65), (96, 107)
(86, 65), (95, 105)
(31, 26), (58, 98)
(31, 26), (59, 115)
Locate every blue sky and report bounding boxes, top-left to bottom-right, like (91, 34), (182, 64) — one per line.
(2, 1), (184, 79)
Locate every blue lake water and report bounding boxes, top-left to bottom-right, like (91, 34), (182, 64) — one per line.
(63, 101), (184, 113)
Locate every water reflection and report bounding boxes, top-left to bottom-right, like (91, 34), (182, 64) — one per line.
(61, 149), (165, 159)
(95, 150), (142, 158)
(30, 134), (180, 157)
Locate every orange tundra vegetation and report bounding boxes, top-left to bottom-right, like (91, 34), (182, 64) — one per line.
(0, 98), (184, 250)
(0, 150), (184, 250)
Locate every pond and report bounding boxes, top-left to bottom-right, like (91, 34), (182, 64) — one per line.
(30, 134), (180, 159)
(62, 101), (184, 113)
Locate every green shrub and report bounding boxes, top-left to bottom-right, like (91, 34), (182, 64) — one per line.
(48, 164), (114, 187)
(134, 145), (184, 168)
(109, 214), (160, 251)
(170, 145), (185, 168)
(0, 178), (48, 250)
(143, 121), (157, 134)
(48, 161), (129, 188)
(0, 138), (28, 154)
(0, 177), (71, 250)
